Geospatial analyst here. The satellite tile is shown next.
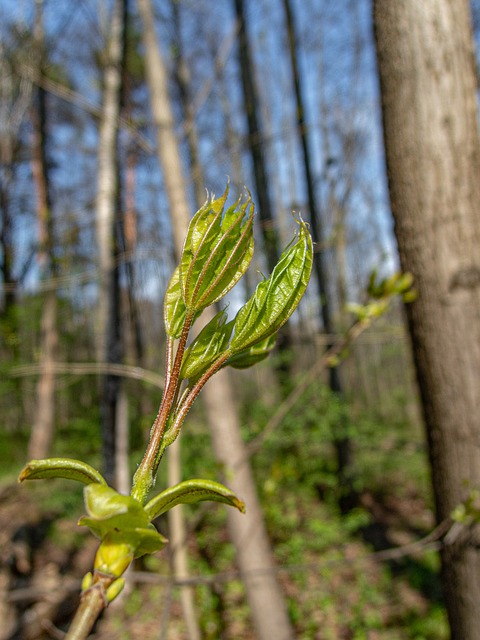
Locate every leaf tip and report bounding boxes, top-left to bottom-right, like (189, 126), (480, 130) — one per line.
(18, 465), (30, 483)
(234, 497), (246, 514)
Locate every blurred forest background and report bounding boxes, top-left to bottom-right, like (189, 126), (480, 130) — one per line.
(1, 0), (480, 638)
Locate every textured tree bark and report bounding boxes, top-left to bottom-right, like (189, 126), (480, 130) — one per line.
(137, 1), (293, 636)
(373, 2), (480, 637)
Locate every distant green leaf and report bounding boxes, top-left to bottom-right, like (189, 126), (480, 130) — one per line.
(179, 185), (254, 312)
(18, 458), (106, 486)
(180, 309), (233, 382)
(144, 478), (246, 521)
(402, 289), (417, 303)
(230, 217), (313, 353)
(227, 333), (276, 369)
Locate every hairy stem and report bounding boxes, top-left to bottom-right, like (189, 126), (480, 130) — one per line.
(131, 312), (194, 502)
(159, 351), (231, 456)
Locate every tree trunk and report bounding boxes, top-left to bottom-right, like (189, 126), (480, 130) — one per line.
(95, 0), (126, 486)
(137, 1), (293, 636)
(373, 2), (480, 637)
(235, 0), (294, 389)
(171, 0), (206, 210)
(28, 1), (58, 460)
(202, 369), (294, 640)
(28, 292), (58, 459)
(233, 0), (280, 275)
(282, 0), (353, 510)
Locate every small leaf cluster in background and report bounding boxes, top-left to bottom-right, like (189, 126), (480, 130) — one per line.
(346, 271), (416, 323)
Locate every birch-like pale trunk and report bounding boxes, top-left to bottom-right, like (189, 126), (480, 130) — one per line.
(28, 0), (58, 461)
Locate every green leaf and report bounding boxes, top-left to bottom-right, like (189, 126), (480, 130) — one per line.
(78, 484), (150, 539)
(18, 458), (107, 486)
(101, 527), (167, 559)
(180, 308), (233, 382)
(144, 478), (246, 521)
(179, 185), (254, 312)
(230, 217), (313, 353)
(164, 266), (188, 338)
(227, 333), (276, 369)
(128, 526), (168, 556)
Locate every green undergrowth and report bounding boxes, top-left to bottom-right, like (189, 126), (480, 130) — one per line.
(0, 364), (447, 638)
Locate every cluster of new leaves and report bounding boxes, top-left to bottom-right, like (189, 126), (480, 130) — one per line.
(18, 185), (313, 603)
(346, 271), (416, 322)
(167, 185), (313, 385)
(19, 458), (244, 602)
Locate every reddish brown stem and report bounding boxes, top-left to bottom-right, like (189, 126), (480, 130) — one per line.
(131, 312), (194, 502)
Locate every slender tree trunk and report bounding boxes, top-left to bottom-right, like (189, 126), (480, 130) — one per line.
(373, 2), (480, 637)
(137, 2), (293, 636)
(95, 0), (126, 486)
(233, 0), (280, 275)
(202, 370), (294, 640)
(0, 44), (26, 316)
(28, 1), (58, 460)
(28, 292), (58, 459)
(171, 1), (205, 210)
(0, 148), (16, 315)
(282, 0), (353, 509)
(124, 148), (145, 365)
(235, 0), (294, 389)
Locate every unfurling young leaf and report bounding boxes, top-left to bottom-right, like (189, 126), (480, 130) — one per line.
(180, 308), (233, 382)
(19, 458), (107, 486)
(144, 478), (246, 521)
(229, 216), (313, 354)
(227, 333), (277, 369)
(179, 185), (254, 312)
(78, 484), (167, 558)
(164, 266), (187, 338)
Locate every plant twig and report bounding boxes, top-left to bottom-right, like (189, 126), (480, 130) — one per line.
(65, 575), (114, 640)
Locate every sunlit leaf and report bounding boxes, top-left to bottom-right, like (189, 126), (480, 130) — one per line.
(78, 484), (150, 539)
(230, 217), (313, 353)
(144, 478), (246, 521)
(180, 309), (233, 382)
(101, 527), (167, 559)
(18, 458), (106, 486)
(227, 333), (277, 369)
(179, 186), (254, 312)
(164, 267), (188, 338)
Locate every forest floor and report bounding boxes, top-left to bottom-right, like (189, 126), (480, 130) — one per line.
(0, 476), (447, 640)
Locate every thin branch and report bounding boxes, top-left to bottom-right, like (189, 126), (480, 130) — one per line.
(65, 575), (114, 640)
(10, 361), (164, 388)
(16, 63), (154, 153)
